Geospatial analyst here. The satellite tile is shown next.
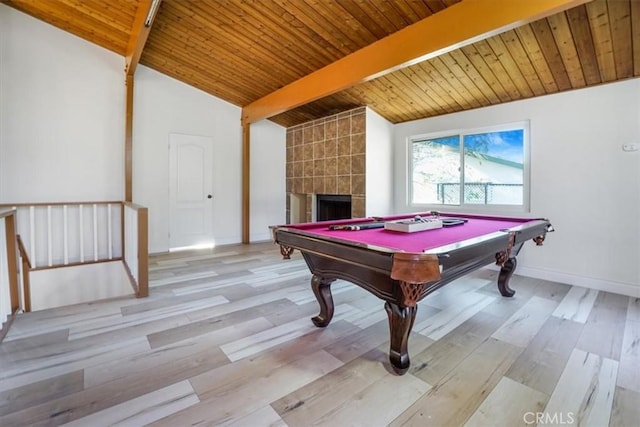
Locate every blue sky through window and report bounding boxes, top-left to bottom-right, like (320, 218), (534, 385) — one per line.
(466, 130), (523, 164)
(428, 130), (524, 164)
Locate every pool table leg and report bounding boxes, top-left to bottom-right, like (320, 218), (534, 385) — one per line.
(385, 301), (417, 375)
(311, 275), (336, 327)
(497, 257), (517, 297)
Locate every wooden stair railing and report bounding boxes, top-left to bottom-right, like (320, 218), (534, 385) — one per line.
(16, 235), (32, 313)
(1, 209), (20, 342)
(0, 201), (149, 313)
(123, 202), (149, 298)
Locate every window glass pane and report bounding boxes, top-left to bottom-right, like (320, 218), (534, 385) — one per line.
(412, 136), (460, 204)
(463, 129), (524, 205)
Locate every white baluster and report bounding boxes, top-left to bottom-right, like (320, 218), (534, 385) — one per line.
(29, 206), (36, 268)
(107, 204), (113, 259)
(63, 205), (68, 265)
(79, 205), (84, 263)
(47, 205), (52, 267)
(93, 204), (98, 261)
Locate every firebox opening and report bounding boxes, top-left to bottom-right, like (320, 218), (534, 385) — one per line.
(316, 194), (352, 221)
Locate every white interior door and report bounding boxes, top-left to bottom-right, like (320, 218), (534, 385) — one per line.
(169, 133), (214, 249)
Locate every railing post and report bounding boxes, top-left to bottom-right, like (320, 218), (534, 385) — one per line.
(21, 257), (31, 313)
(5, 214), (20, 313)
(16, 235), (32, 313)
(137, 207), (149, 298)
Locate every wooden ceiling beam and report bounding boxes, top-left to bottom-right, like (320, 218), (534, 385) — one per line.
(125, 0), (160, 77)
(241, 0), (589, 125)
(124, 0), (160, 202)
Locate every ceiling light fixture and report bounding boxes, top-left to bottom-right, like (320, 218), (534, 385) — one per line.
(144, 0), (161, 27)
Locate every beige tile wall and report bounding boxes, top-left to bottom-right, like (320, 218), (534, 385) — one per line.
(286, 107), (366, 223)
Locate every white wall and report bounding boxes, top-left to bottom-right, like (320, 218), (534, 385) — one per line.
(365, 107), (394, 216)
(133, 67), (286, 251)
(133, 66), (244, 251)
(394, 79), (640, 296)
(250, 120), (286, 241)
(0, 4), (124, 203)
(0, 4), (287, 254)
(30, 262), (132, 311)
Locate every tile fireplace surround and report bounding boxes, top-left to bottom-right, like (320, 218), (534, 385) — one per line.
(286, 107), (366, 223)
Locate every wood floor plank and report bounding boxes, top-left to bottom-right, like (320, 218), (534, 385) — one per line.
(323, 320), (391, 364)
(67, 295), (230, 340)
(184, 285), (309, 322)
(409, 311), (507, 385)
(491, 296), (558, 347)
(84, 317), (272, 388)
(119, 282), (252, 315)
(414, 293), (496, 340)
(389, 338), (523, 426)
(552, 286), (599, 323)
(543, 348), (618, 426)
(61, 380), (199, 427)
(628, 297), (640, 321)
(421, 276), (494, 309)
(464, 376), (547, 427)
(531, 278), (572, 302)
(505, 316), (584, 396)
(3, 303), (123, 342)
(575, 291), (628, 360)
(616, 319), (640, 393)
(284, 280), (352, 305)
(0, 329), (70, 365)
(220, 304), (359, 361)
(0, 336), (150, 393)
(304, 370), (430, 426)
(183, 319), (358, 401)
(339, 300), (387, 329)
(150, 270), (220, 287)
(0, 370), (84, 417)
(227, 405), (288, 427)
(273, 354), (404, 426)
(0, 346), (230, 426)
(153, 351), (343, 426)
(1, 313), (195, 373)
(146, 298), (297, 348)
(610, 386), (640, 427)
(167, 267), (307, 296)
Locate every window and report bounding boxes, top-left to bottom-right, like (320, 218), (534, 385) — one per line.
(409, 122), (529, 211)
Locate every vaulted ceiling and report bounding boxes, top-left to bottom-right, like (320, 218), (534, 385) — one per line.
(3, 0), (639, 128)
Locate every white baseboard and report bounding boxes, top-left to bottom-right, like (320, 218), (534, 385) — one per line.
(248, 233), (272, 242)
(485, 265), (640, 298)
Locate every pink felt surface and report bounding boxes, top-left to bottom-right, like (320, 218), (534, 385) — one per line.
(286, 214), (531, 253)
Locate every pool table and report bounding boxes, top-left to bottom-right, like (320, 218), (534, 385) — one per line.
(271, 211), (553, 375)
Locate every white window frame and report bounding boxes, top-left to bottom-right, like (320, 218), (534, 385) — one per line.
(407, 120), (531, 214)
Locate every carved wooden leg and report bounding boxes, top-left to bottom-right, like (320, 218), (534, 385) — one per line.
(384, 301), (418, 375)
(279, 245), (294, 259)
(497, 256), (517, 297)
(311, 275), (336, 327)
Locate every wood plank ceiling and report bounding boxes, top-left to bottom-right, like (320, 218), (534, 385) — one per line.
(3, 0), (639, 128)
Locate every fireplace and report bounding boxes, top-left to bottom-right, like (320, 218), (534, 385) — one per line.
(316, 194), (352, 221)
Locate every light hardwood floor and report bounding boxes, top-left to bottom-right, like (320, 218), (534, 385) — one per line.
(1, 242), (638, 426)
